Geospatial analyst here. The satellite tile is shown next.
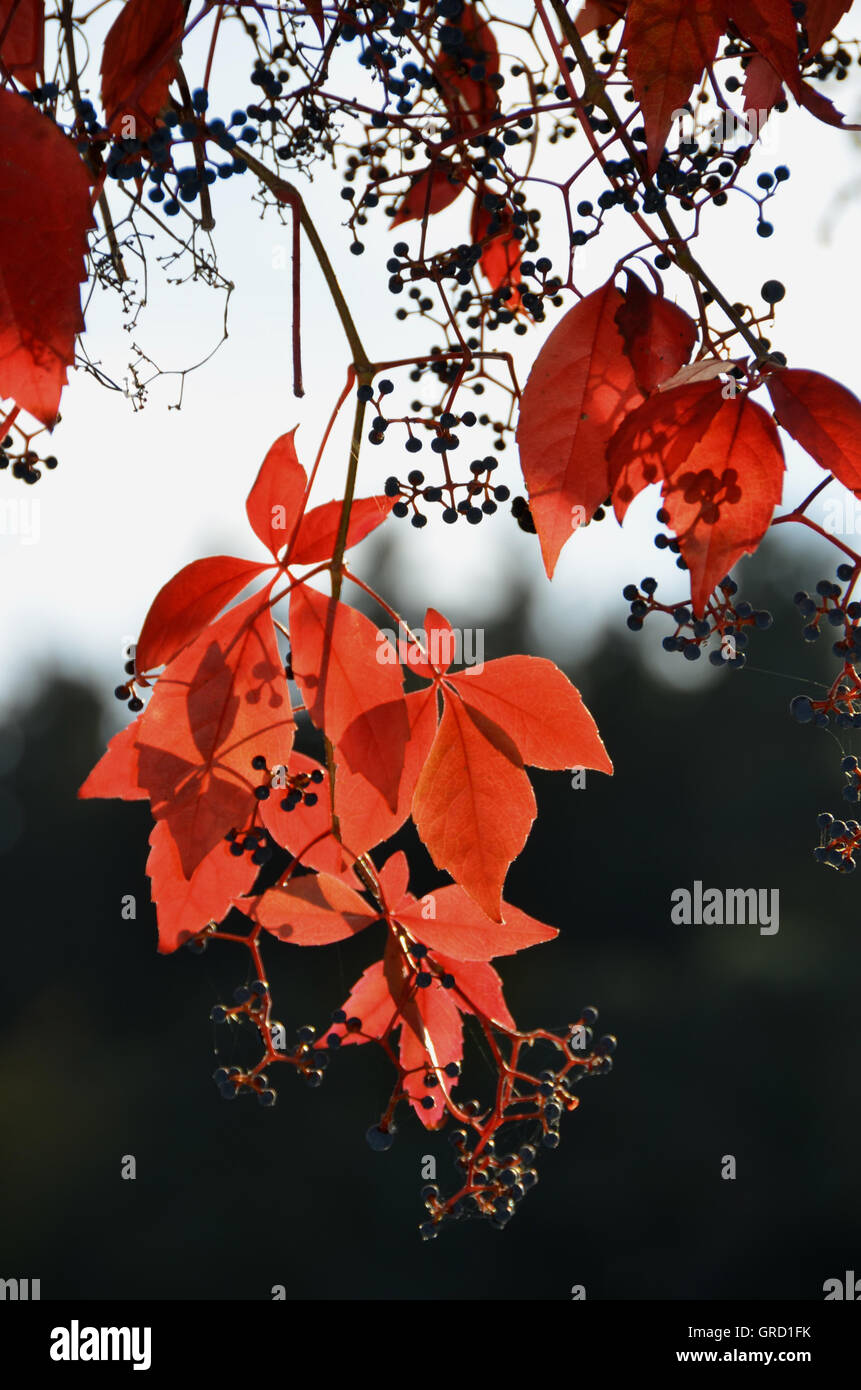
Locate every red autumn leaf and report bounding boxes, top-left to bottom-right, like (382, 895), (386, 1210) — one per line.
(246, 872), (379, 945)
(101, 0), (184, 134)
(727, 0), (802, 100)
(767, 369), (861, 496)
(377, 850), (411, 912)
(147, 817), (257, 954)
(78, 722), (148, 802)
(0, 90), (93, 426)
(259, 751), (348, 874)
(0, 0), (44, 86)
(397, 972), (464, 1126)
(435, 1), (500, 130)
(471, 193), (522, 305)
(624, 0), (725, 173)
(576, 0), (629, 32)
(742, 54), (784, 120)
(607, 380), (725, 520)
(290, 494), (393, 564)
(393, 883), (558, 961)
(333, 685), (439, 856)
(803, 1), (852, 56)
(246, 429), (307, 558)
(410, 608), (457, 681)
(448, 656), (614, 774)
(661, 393), (785, 615)
(435, 955), (515, 1029)
(318, 958), (398, 1048)
(289, 584), (409, 805)
(795, 78), (861, 130)
(390, 161), (468, 226)
(412, 693), (536, 921)
(614, 270), (698, 395)
(135, 556), (274, 675)
(516, 279), (644, 577)
(135, 591), (294, 874)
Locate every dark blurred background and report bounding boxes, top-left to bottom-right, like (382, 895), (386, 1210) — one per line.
(1, 528), (859, 1301)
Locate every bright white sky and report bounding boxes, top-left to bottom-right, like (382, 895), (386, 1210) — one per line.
(2, 6), (860, 726)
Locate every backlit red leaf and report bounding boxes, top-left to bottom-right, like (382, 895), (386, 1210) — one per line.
(135, 591), (294, 874)
(0, 0), (44, 86)
(435, 955), (515, 1029)
(147, 817), (257, 954)
(803, 1), (852, 55)
(661, 393), (785, 615)
(516, 280), (644, 576)
(390, 161), (467, 226)
(394, 884), (558, 961)
(448, 656), (613, 773)
(471, 193), (522, 304)
(614, 271), (698, 395)
(767, 368), (861, 496)
(607, 380), (725, 520)
(412, 694), (536, 920)
(0, 90), (93, 426)
(398, 974), (463, 1126)
(576, 0), (628, 31)
(624, 0), (724, 173)
(727, 0), (801, 99)
(290, 494), (393, 564)
(289, 584), (408, 805)
(246, 872), (378, 945)
(78, 722), (147, 801)
(246, 429), (307, 558)
(742, 54), (784, 120)
(135, 556), (273, 675)
(101, 0), (184, 134)
(319, 959), (398, 1048)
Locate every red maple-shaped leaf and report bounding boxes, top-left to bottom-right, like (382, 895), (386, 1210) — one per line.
(624, 0), (725, 174)
(289, 584), (409, 806)
(100, 0), (185, 134)
(607, 379), (725, 520)
(516, 279), (644, 576)
(0, 0), (44, 86)
(135, 591), (294, 874)
(246, 871), (379, 945)
(471, 190), (522, 304)
(767, 368), (861, 496)
(413, 695), (537, 922)
(614, 270), (698, 395)
(391, 160), (468, 226)
(135, 556), (275, 675)
(148, 817), (257, 954)
(661, 393), (785, 614)
(0, 90), (93, 426)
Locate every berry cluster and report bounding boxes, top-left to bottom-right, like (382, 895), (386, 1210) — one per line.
(790, 566), (861, 728)
(623, 570), (772, 667)
(0, 434), (58, 484)
(813, 811), (859, 874)
(248, 754), (324, 808)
